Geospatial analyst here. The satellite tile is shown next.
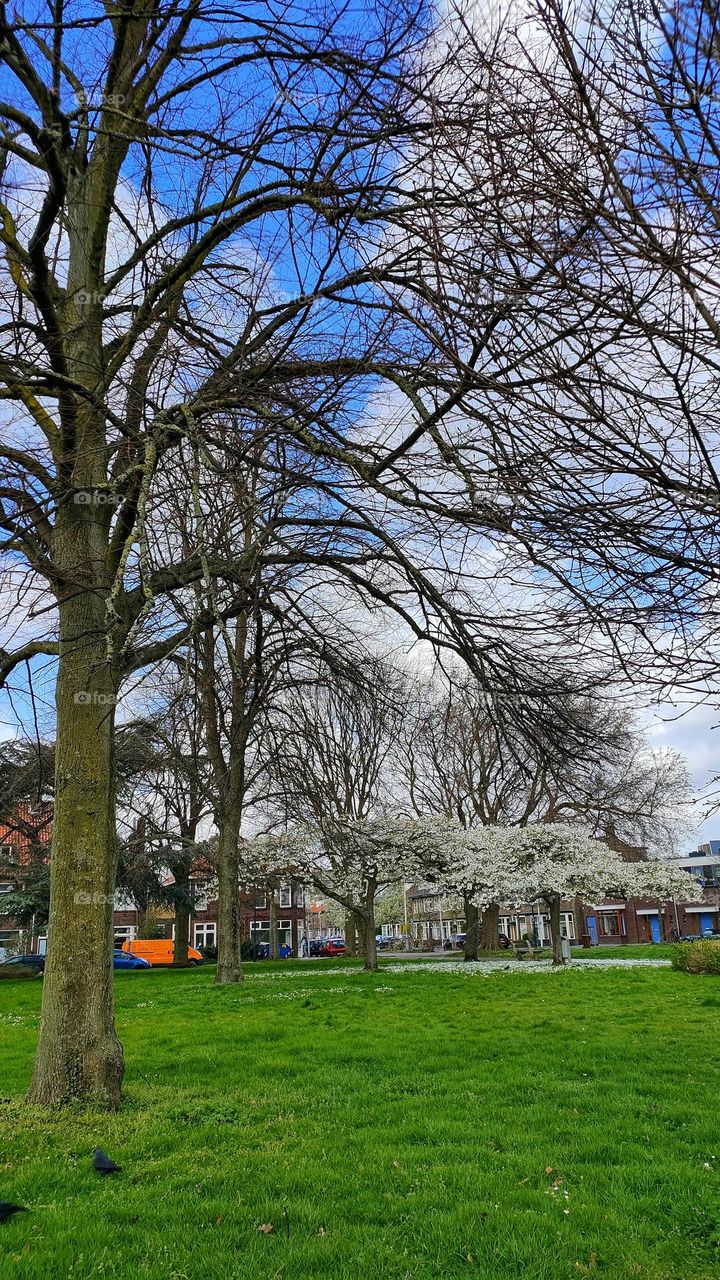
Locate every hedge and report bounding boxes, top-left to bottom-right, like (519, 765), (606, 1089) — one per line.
(671, 939), (720, 974)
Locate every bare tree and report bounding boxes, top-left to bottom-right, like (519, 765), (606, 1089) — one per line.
(392, 0), (720, 698)
(0, 0), (591, 1105)
(117, 702), (210, 966)
(0, 0), (466, 1104)
(265, 658), (410, 967)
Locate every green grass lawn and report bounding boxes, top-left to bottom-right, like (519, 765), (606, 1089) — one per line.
(1, 960), (718, 1280)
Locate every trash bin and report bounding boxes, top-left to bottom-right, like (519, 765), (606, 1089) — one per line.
(561, 937), (572, 963)
(581, 933), (591, 949)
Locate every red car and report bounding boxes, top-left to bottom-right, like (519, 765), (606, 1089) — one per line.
(319, 938), (346, 957)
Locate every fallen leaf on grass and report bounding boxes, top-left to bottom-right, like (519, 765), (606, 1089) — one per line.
(258, 1223), (274, 1234)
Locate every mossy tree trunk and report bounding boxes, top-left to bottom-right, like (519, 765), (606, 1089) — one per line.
(463, 894), (479, 961)
(344, 913), (357, 956)
(480, 903), (500, 951)
(549, 895), (565, 965)
(26, 17), (147, 1104)
(269, 882), (279, 960)
(28, 550), (124, 1106)
(362, 882), (378, 972)
(214, 809), (244, 984)
(172, 866), (192, 966)
(356, 910), (367, 960)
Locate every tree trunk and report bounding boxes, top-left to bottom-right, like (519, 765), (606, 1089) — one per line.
(214, 814), (243, 984)
(269, 886), (279, 960)
(464, 895), (479, 961)
(356, 910), (367, 960)
(344, 913), (357, 957)
(28, 582), (124, 1106)
(137, 903), (154, 938)
(363, 884), (378, 972)
(480, 903), (500, 951)
(550, 896), (564, 965)
(172, 867), (191, 966)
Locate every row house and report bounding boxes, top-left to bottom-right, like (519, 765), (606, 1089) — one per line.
(406, 885), (577, 948)
(404, 851), (720, 948)
(585, 851), (720, 944)
(113, 876), (311, 956)
(0, 801), (52, 953)
(407, 886), (466, 946)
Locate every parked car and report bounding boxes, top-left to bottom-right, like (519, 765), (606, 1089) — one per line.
(121, 939), (203, 966)
(113, 949), (151, 970)
(0, 953), (45, 970)
(319, 938), (346, 957)
(309, 938), (326, 957)
(240, 941), (293, 960)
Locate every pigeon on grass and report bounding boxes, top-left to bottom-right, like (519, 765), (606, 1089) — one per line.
(0, 1203), (27, 1224)
(93, 1148), (122, 1175)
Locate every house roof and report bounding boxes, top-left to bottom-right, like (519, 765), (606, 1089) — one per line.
(0, 802), (52, 858)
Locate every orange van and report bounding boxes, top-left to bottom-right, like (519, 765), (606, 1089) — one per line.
(121, 939), (203, 966)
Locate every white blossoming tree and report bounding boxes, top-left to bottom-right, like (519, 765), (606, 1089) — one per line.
(508, 824), (696, 965)
(445, 823), (698, 965)
(267, 817), (455, 971)
(444, 826), (524, 958)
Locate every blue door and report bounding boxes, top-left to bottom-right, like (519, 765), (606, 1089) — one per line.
(701, 912), (714, 935)
(650, 915), (661, 943)
(586, 915), (598, 945)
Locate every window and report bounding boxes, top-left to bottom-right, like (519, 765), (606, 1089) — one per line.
(194, 922), (216, 949)
(250, 920), (270, 943)
(278, 919), (292, 946)
(561, 913), (576, 940)
(0, 845), (17, 865)
(599, 910), (626, 936)
(253, 890), (267, 909)
(279, 885), (292, 908)
(0, 881), (14, 894)
(296, 885), (305, 908)
(113, 925), (136, 941)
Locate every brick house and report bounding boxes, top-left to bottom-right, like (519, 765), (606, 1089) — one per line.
(113, 872), (311, 956)
(580, 851), (720, 944)
(7, 800), (718, 956)
(0, 801), (52, 953)
(407, 886), (466, 946)
(405, 850), (720, 949)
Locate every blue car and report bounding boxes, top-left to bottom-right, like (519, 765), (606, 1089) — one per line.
(113, 949), (151, 970)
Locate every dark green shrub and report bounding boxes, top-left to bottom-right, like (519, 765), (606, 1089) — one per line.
(671, 940), (720, 974)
